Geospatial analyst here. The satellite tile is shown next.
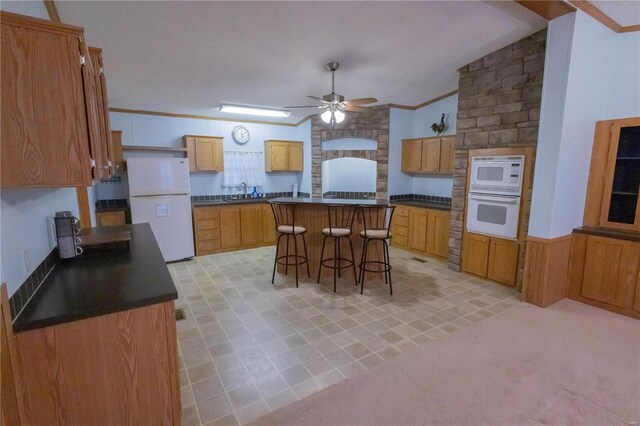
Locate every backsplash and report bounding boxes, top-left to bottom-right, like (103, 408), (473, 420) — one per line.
(9, 249), (57, 320)
(322, 191), (376, 200)
(390, 194), (452, 204)
(191, 192), (310, 202)
(95, 199), (129, 208)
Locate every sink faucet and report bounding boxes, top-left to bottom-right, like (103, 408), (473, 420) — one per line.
(239, 182), (248, 199)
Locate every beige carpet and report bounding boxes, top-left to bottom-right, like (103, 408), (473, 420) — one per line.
(253, 299), (640, 425)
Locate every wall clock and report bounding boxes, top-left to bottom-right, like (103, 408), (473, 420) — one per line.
(232, 125), (250, 145)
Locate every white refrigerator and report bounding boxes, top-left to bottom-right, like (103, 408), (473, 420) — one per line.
(128, 157), (194, 262)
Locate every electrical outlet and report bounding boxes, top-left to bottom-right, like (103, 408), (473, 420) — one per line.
(20, 248), (30, 275)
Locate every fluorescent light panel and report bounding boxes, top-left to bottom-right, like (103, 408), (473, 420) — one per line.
(219, 104), (291, 118)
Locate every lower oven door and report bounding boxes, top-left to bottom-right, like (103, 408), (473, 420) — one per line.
(466, 193), (520, 240)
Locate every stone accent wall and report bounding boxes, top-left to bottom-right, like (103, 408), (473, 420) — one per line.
(311, 106), (390, 199)
(322, 150), (377, 161)
(449, 29), (546, 289)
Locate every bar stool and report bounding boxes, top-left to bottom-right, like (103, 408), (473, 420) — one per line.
(358, 205), (396, 295)
(270, 202), (310, 288)
(317, 204), (359, 292)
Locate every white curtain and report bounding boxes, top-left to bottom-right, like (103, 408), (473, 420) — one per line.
(222, 152), (264, 187)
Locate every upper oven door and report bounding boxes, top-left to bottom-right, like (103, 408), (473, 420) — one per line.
(466, 193), (520, 240)
(470, 156), (524, 196)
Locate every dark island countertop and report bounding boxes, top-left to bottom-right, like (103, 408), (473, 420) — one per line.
(573, 226), (640, 242)
(12, 224), (178, 333)
(269, 197), (389, 206)
(391, 200), (452, 211)
(192, 197), (277, 207)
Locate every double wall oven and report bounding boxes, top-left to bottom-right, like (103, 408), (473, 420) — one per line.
(466, 155), (525, 240)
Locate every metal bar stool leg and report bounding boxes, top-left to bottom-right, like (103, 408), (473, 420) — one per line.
(302, 233), (310, 278)
(293, 234), (299, 288)
(348, 237), (358, 286)
(337, 238), (342, 278)
(333, 237), (338, 293)
(317, 235), (327, 283)
(385, 240), (393, 295)
(360, 238), (370, 294)
(272, 233), (284, 284)
(383, 240), (389, 285)
(285, 234), (290, 276)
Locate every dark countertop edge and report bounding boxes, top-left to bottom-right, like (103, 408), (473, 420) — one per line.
(391, 200), (452, 211)
(192, 198), (277, 207)
(13, 292), (177, 332)
(573, 226), (640, 242)
(269, 197), (389, 206)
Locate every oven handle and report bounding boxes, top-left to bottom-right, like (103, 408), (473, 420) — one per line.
(468, 194), (520, 204)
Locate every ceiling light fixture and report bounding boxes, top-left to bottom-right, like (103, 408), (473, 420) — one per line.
(321, 108), (345, 126)
(219, 104), (291, 118)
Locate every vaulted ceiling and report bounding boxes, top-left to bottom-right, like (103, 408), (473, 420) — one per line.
(56, 1), (548, 123)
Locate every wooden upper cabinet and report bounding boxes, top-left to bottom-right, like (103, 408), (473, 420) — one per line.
(401, 136), (455, 174)
(88, 46), (114, 179)
(401, 139), (422, 173)
(439, 136), (456, 173)
(1, 12), (92, 188)
(111, 131), (124, 171)
(184, 136), (224, 172)
(265, 140), (304, 172)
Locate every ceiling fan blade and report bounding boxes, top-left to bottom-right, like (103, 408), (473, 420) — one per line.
(344, 97), (378, 106)
(284, 105), (325, 109)
(343, 104), (370, 113)
(307, 95), (329, 103)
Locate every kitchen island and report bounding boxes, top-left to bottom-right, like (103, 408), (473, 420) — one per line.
(269, 197), (389, 284)
(6, 224), (180, 425)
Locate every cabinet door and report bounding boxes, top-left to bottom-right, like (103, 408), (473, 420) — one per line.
(288, 144), (303, 171)
(263, 204), (276, 244)
(426, 210), (450, 258)
(634, 270), (640, 313)
(1, 20), (91, 187)
(600, 120), (640, 231)
(462, 233), (489, 277)
(487, 238), (518, 286)
(220, 208), (241, 248)
(212, 138), (224, 172)
(240, 205), (263, 246)
(89, 47), (114, 178)
(439, 136), (455, 173)
(111, 131), (124, 172)
(408, 208), (428, 252)
(581, 236), (639, 308)
(401, 140), (422, 173)
(270, 143), (289, 171)
(96, 210), (125, 227)
(195, 138), (216, 171)
(421, 139), (441, 172)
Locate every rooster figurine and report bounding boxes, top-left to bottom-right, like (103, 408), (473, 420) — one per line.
(430, 114), (447, 135)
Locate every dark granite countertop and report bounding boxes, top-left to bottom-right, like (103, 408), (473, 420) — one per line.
(12, 224), (178, 333)
(391, 200), (452, 211)
(269, 197), (389, 206)
(192, 197), (276, 207)
(573, 226), (640, 242)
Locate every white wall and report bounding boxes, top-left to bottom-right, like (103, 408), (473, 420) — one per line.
(389, 93), (458, 197)
(529, 10), (640, 238)
(106, 112), (312, 198)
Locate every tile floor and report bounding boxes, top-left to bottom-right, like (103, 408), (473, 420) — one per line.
(170, 246), (521, 425)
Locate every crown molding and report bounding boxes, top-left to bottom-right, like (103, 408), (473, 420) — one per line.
(389, 90), (459, 111)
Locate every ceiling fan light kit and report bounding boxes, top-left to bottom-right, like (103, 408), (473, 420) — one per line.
(219, 104), (291, 118)
(285, 61), (378, 127)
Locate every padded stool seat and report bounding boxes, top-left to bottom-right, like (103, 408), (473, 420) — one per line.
(360, 229), (391, 240)
(278, 225), (306, 235)
(322, 227), (351, 237)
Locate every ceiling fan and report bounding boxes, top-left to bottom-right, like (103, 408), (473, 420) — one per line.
(285, 61), (378, 126)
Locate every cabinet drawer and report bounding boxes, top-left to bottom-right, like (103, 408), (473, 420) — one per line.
(197, 218), (219, 230)
(199, 229), (220, 241)
(395, 206), (409, 217)
(393, 235), (408, 247)
(394, 215), (409, 227)
(194, 208), (220, 220)
(393, 225), (408, 237)
(198, 240), (221, 252)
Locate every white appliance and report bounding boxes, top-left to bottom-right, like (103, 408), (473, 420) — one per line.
(470, 155), (524, 196)
(128, 157), (194, 262)
(466, 155), (525, 240)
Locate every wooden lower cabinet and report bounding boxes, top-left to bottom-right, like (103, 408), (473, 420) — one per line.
(220, 208), (242, 249)
(569, 232), (640, 318)
(96, 209), (126, 227)
(13, 302), (180, 425)
(391, 205), (450, 259)
(193, 203), (277, 255)
(463, 232), (518, 286)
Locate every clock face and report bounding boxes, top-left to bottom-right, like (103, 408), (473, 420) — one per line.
(232, 125), (250, 144)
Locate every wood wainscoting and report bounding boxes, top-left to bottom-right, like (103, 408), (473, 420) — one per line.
(522, 234), (573, 307)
